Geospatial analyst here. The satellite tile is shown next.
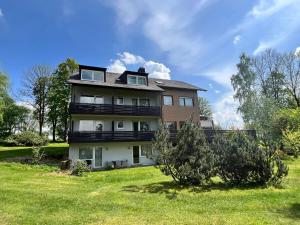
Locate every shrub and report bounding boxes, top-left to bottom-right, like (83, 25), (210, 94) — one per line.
(71, 160), (91, 176)
(5, 131), (48, 146)
(282, 129), (300, 158)
(32, 145), (45, 164)
(153, 121), (215, 185)
(212, 132), (288, 185)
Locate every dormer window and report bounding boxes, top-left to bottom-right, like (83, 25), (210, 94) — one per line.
(81, 69), (104, 82)
(127, 75), (147, 85)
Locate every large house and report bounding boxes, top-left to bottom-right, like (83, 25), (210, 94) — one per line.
(68, 65), (206, 169)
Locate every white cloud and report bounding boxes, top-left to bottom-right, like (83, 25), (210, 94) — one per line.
(208, 83), (213, 89)
(201, 65), (237, 88)
(0, 8), (3, 17)
(106, 0), (210, 69)
(107, 52), (171, 79)
(212, 91), (243, 129)
(144, 61), (171, 79)
(295, 47), (300, 57)
(107, 59), (126, 73)
(233, 35), (240, 45)
(215, 90), (220, 94)
(249, 0), (298, 18)
(118, 52), (145, 64)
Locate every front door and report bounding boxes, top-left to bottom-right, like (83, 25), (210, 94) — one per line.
(133, 146), (140, 164)
(133, 122), (139, 132)
(94, 147), (102, 168)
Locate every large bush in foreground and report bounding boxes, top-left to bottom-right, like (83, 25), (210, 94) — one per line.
(5, 131), (48, 146)
(212, 132), (288, 185)
(153, 121), (215, 185)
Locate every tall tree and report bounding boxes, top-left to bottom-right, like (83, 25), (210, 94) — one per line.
(0, 72), (9, 123)
(21, 65), (52, 135)
(198, 96), (213, 118)
(48, 58), (78, 142)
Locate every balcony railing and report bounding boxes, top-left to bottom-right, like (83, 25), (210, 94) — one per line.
(69, 103), (161, 116)
(68, 129), (256, 143)
(68, 131), (155, 143)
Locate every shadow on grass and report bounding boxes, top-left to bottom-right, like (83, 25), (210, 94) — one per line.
(122, 181), (267, 199)
(277, 203), (300, 220)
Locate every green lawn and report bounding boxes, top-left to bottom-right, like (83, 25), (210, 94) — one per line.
(0, 145), (299, 225)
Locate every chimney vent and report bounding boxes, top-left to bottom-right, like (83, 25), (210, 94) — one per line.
(138, 67), (146, 73)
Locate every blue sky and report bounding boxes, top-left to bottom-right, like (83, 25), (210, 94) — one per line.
(0, 0), (300, 127)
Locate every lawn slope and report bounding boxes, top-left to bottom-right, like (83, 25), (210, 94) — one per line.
(0, 146), (299, 225)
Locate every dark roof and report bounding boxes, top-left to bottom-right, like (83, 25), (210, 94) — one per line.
(149, 78), (207, 91)
(68, 72), (206, 92)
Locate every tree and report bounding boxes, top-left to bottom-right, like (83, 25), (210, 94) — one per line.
(0, 72), (9, 123)
(153, 120), (215, 185)
(198, 97), (212, 118)
(21, 65), (52, 135)
(0, 96), (30, 137)
(48, 59), (78, 142)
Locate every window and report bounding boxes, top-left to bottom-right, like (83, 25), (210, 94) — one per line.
(117, 121), (124, 129)
(79, 120), (94, 131)
(79, 120), (104, 131)
(80, 95), (94, 104)
(79, 147), (93, 159)
(139, 99), (150, 107)
(179, 97), (193, 107)
(165, 121), (177, 131)
(117, 97), (124, 105)
(140, 121), (150, 131)
(81, 69), (104, 82)
(163, 96), (173, 105)
(141, 144), (152, 157)
(179, 121), (185, 129)
(138, 76), (147, 85)
(127, 75), (147, 85)
(80, 96), (103, 104)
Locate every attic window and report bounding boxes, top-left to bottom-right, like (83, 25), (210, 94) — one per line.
(81, 69), (104, 82)
(127, 75), (147, 85)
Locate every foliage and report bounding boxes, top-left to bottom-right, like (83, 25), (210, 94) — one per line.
(212, 132), (288, 185)
(5, 131), (48, 146)
(198, 97), (212, 118)
(0, 72), (9, 123)
(71, 160), (91, 176)
(47, 58), (78, 142)
(31, 145), (45, 164)
(0, 96), (30, 137)
(153, 121), (215, 185)
(282, 129), (300, 158)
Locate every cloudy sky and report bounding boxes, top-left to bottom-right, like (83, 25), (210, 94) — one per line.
(0, 0), (300, 127)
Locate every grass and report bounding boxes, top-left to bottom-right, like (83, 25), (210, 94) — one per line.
(0, 142), (68, 160)
(0, 145), (299, 225)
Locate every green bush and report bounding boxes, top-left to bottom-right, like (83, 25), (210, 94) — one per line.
(153, 121), (215, 185)
(282, 129), (300, 158)
(71, 160), (91, 176)
(32, 145), (45, 164)
(5, 131), (49, 146)
(212, 132), (288, 185)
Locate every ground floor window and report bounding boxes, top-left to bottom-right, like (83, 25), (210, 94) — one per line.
(78, 146), (102, 168)
(141, 144), (152, 157)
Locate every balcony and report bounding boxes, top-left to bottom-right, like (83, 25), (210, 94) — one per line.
(68, 131), (155, 143)
(69, 103), (161, 116)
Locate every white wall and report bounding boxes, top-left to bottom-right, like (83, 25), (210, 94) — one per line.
(69, 141), (155, 168)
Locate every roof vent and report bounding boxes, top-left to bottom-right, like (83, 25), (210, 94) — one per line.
(155, 80), (164, 84)
(138, 67), (146, 73)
